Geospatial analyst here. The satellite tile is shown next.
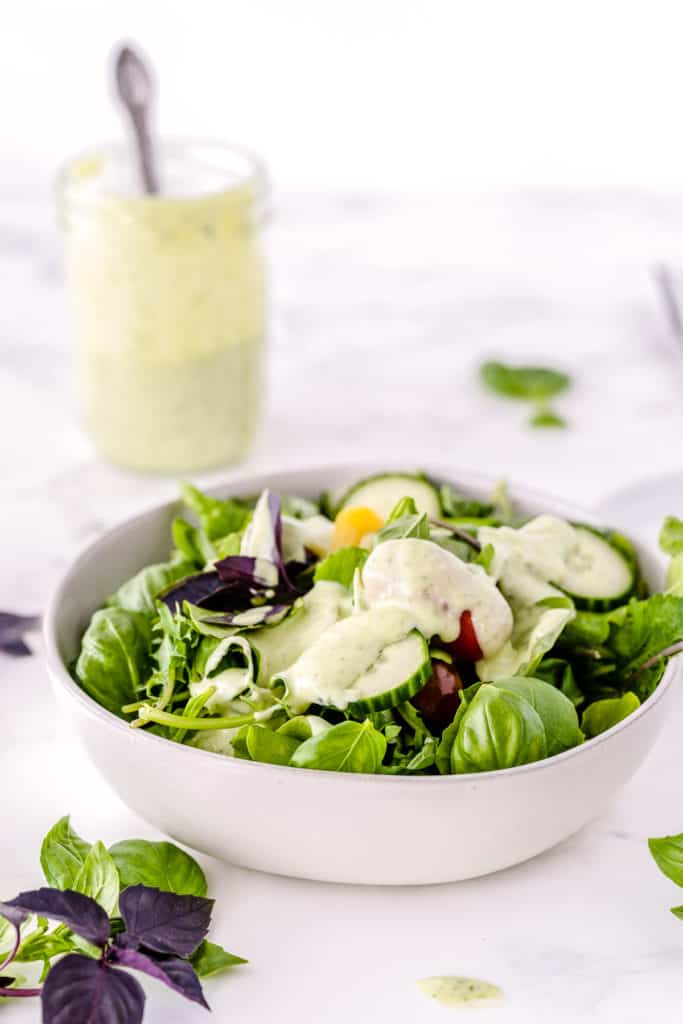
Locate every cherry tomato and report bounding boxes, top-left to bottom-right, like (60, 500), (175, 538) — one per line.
(443, 610), (483, 662)
(411, 661), (464, 730)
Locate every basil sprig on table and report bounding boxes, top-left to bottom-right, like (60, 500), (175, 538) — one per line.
(479, 360), (571, 428)
(0, 816), (245, 1021)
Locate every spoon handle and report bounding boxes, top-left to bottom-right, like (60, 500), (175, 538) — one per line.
(114, 45), (160, 195)
(129, 104), (159, 194)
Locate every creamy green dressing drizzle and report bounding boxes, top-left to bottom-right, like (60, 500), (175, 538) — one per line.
(277, 606), (417, 712)
(362, 539), (513, 656)
(417, 976), (504, 1008)
(249, 581), (352, 684)
(476, 516), (576, 678)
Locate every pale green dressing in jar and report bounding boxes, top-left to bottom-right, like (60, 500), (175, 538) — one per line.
(60, 142), (268, 473)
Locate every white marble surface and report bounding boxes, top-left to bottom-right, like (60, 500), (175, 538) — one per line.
(3, 189), (683, 1022)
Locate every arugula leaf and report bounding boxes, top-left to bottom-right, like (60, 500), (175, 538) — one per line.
(608, 594), (683, 699)
(40, 817), (92, 890)
(108, 840), (208, 898)
(72, 842), (119, 917)
(659, 516), (683, 556)
(314, 547), (368, 589)
(190, 940), (247, 977)
(439, 484), (494, 520)
(179, 483), (251, 541)
(480, 361), (570, 400)
(172, 517), (215, 567)
(75, 608), (151, 718)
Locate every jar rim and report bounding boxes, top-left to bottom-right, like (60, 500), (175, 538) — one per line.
(56, 138), (270, 210)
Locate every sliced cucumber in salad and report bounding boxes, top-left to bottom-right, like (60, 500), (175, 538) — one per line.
(554, 525), (636, 611)
(347, 630), (432, 714)
(333, 473), (441, 521)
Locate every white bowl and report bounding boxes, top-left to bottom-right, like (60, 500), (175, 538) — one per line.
(44, 463), (679, 885)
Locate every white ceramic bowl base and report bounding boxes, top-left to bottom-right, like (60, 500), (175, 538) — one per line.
(45, 463), (680, 885)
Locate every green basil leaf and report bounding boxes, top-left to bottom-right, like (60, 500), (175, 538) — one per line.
(75, 607), (151, 718)
(72, 841), (120, 916)
(529, 407), (566, 429)
(671, 906), (683, 920)
(451, 684), (547, 773)
(666, 554), (683, 597)
(376, 511), (429, 543)
(533, 658), (584, 708)
(581, 692), (640, 738)
(277, 715), (331, 742)
(190, 940), (247, 977)
(659, 516), (683, 556)
(290, 720), (387, 773)
(480, 361), (571, 401)
(108, 839), (207, 897)
(40, 816), (92, 890)
(314, 547), (368, 589)
(493, 677), (583, 757)
(649, 833), (683, 887)
(15, 929), (76, 965)
(245, 725), (302, 766)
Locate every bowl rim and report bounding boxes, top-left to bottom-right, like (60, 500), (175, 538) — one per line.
(43, 459), (680, 786)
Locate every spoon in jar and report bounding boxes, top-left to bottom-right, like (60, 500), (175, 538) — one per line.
(113, 43), (160, 194)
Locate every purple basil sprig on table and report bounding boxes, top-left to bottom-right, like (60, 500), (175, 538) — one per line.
(0, 611), (40, 657)
(0, 885), (213, 1022)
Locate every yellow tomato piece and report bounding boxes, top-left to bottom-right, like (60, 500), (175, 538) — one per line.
(332, 506), (384, 550)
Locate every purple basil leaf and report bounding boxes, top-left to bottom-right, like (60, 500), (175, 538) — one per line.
(215, 554), (278, 590)
(118, 886), (213, 957)
(199, 602), (291, 628)
(0, 902), (28, 929)
(107, 947), (209, 1009)
(159, 571), (230, 612)
(4, 889), (110, 947)
(0, 611), (40, 658)
(41, 954), (144, 1024)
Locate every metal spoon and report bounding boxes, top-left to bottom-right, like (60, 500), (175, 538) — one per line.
(113, 43), (160, 194)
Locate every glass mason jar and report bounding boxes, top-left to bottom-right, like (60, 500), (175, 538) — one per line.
(58, 141), (269, 473)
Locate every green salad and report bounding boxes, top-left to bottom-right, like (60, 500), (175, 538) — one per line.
(74, 472), (683, 776)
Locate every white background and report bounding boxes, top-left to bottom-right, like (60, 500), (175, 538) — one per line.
(6, 0), (683, 194)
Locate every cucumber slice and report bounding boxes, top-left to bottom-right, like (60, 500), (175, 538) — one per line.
(347, 630), (431, 715)
(554, 525), (636, 611)
(335, 473), (440, 521)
